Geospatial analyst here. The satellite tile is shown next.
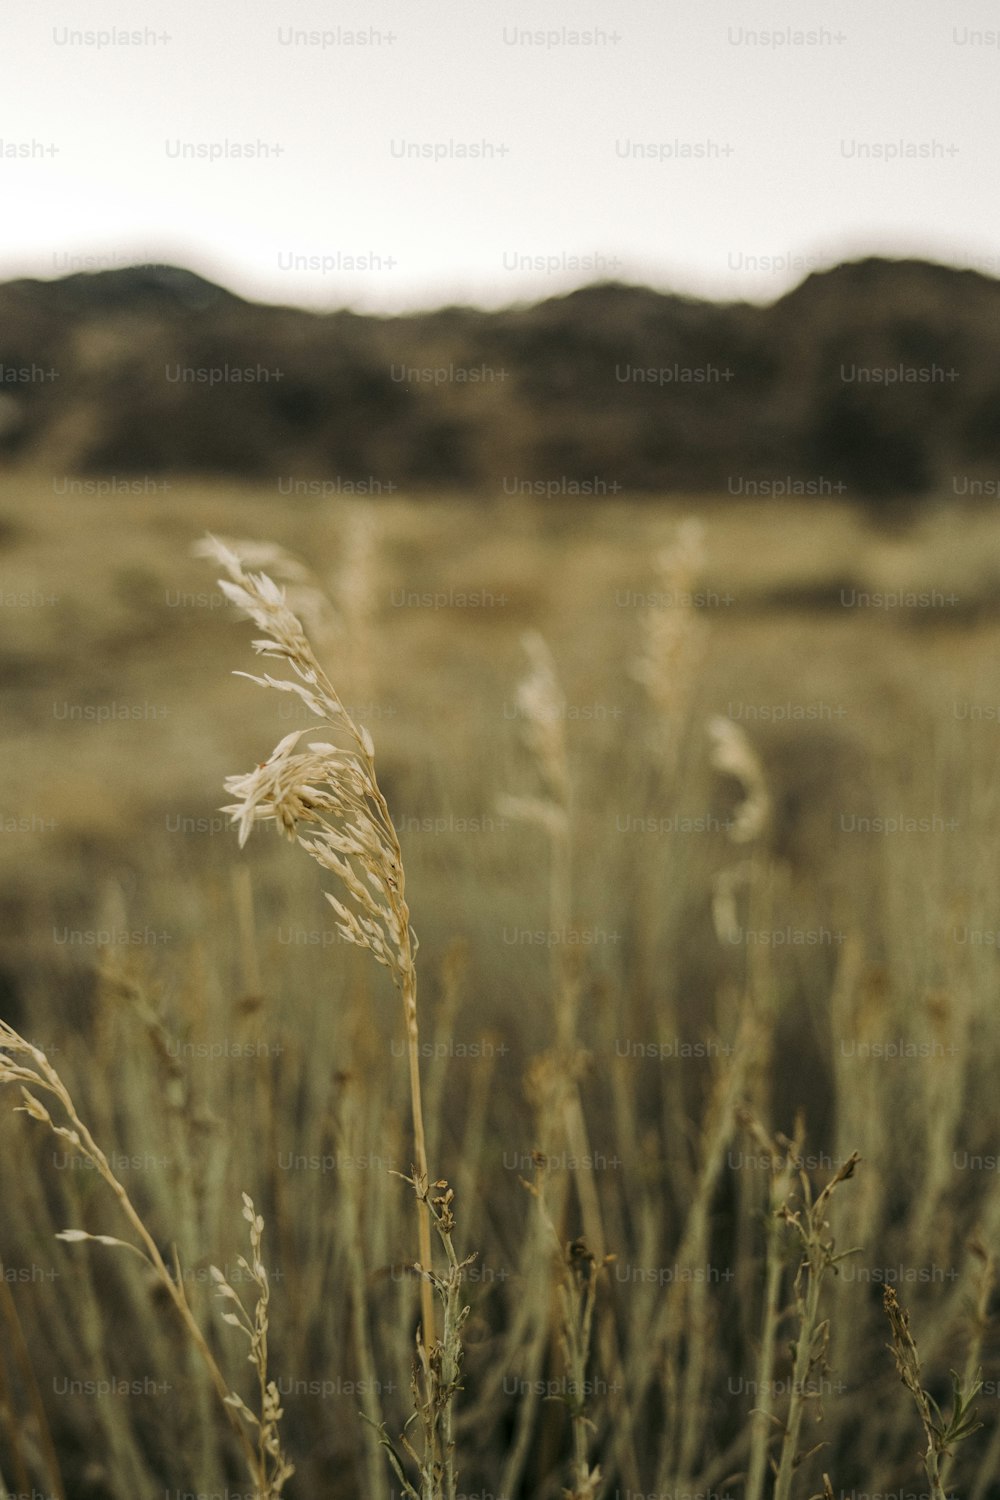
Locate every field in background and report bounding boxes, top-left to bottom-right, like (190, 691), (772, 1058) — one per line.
(5, 478), (1000, 896)
(2, 477), (1000, 1499)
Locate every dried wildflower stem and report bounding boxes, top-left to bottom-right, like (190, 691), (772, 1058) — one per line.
(0, 1024), (260, 1485)
(632, 519), (707, 764)
(100, 960), (218, 1484)
(396, 977), (437, 1352)
(559, 1245), (603, 1500)
(968, 1244), (1000, 1500)
(521, 1165), (603, 1500)
(667, 1025), (758, 1487)
(211, 1195), (295, 1499)
(731, 1115), (858, 1500)
(638, 1014), (758, 1493)
(885, 1284), (984, 1500)
(338, 1129), (392, 1500)
(413, 1179), (470, 1500)
(772, 1143), (860, 1500)
(500, 632), (605, 1260)
(940, 1237), (993, 1496)
(631, 520), (708, 998)
(205, 536), (436, 1350)
(504, 633), (645, 1491)
(708, 717), (783, 1374)
(369, 1177), (472, 1500)
(494, 1187), (562, 1500)
(741, 1117), (804, 1500)
(883, 1288), (948, 1500)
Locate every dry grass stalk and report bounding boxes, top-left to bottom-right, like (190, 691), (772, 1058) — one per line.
(204, 533), (437, 1351)
(707, 718), (776, 1040)
(500, 628), (573, 1018)
(506, 629), (571, 812)
(521, 1163), (607, 1500)
(771, 1135), (860, 1500)
(631, 516), (708, 754)
(609, 1009), (761, 1494)
(555, 1241), (604, 1500)
(967, 1239), (999, 1500)
(910, 987), (967, 1264)
(424, 939), (469, 1172)
(193, 535), (340, 649)
(0, 1271), (65, 1500)
(829, 939), (888, 1288)
(500, 631), (603, 1246)
(10, 505), (1000, 1498)
(501, 633), (628, 1484)
(661, 1018), (760, 1489)
(628, 517), (708, 1009)
(740, 1115), (807, 1500)
(0, 1023), (275, 1496)
(707, 715), (772, 848)
(95, 949), (218, 1480)
(332, 1083), (393, 1500)
(945, 1237), (994, 1499)
(367, 1177), (474, 1500)
(884, 1285), (984, 1500)
(708, 718), (781, 1146)
(210, 1194), (295, 1498)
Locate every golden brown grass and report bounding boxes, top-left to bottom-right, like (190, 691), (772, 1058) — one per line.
(0, 1023), (293, 1498)
(1, 486), (1000, 1497)
(203, 534), (438, 1356)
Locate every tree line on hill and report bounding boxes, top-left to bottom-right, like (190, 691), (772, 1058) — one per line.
(0, 256), (997, 507)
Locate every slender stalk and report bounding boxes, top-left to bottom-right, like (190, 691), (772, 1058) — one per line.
(744, 1199), (789, 1500)
(0, 1027), (261, 1484)
(774, 1150), (861, 1500)
(885, 1285), (984, 1500)
(403, 970), (438, 1352)
(203, 535), (438, 1350)
(773, 1257), (826, 1500)
(0, 1271), (66, 1500)
(940, 1237), (993, 1497)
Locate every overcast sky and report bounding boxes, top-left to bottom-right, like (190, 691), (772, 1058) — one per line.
(2, 0), (997, 312)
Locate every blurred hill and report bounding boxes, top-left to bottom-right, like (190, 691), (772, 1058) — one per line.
(0, 257), (998, 503)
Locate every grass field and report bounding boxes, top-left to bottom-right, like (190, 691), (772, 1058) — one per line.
(2, 475), (1000, 1500)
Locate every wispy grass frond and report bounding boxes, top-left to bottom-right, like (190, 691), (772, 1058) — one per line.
(203, 533), (438, 1368)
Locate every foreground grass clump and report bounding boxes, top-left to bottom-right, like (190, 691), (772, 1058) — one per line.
(0, 1022), (293, 1499)
(0, 512), (997, 1500)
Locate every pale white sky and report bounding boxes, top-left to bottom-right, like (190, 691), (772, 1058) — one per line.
(1, 0), (998, 311)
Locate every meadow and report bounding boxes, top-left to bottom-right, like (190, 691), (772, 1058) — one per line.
(1, 476), (1000, 1500)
